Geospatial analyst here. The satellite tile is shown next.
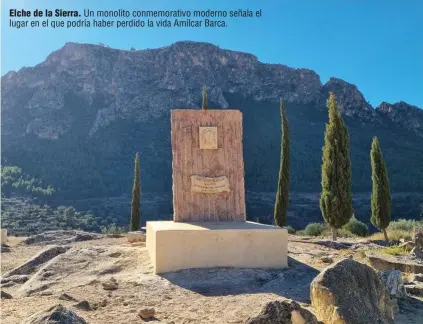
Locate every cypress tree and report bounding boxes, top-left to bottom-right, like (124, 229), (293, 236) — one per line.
(274, 99), (290, 227)
(370, 137), (391, 241)
(202, 85), (208, 110)
(130, 152), (141, 231)
(320, 92), (353, 241)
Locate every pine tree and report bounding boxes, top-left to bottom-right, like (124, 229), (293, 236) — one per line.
(320, 92), (353, 241)
(274, 99), (290, 227)
(130, 152), (141, 231)
(202, 85), (208, 110)
(370, 137), (391, 241)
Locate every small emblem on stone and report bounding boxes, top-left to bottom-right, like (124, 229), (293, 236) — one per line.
(199, 127), (218, 150)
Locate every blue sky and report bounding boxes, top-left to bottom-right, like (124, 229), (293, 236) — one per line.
(2, 0), (422, 107)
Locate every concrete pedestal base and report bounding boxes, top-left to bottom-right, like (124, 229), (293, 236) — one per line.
(146, 221), (288, 274)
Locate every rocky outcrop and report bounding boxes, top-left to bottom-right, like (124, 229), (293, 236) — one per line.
(367, 253), (423, 274)
(377, 101), (423, 137)
(1, 274), (29, 285)
(24, 304), (86, 324)
(3, 246), (70, 277)
(310, 258), (395, 324)
(317, 77), (375, 119)
(1, 41), (323, 139)
(4, 41), (420, 140)
(379, 270), (407, 299)
(22, 230), (101, 245)
(1, 290), (13, 299)
(245, 300), (322, 324)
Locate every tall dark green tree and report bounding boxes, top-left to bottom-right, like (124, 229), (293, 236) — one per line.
(370, 137), (391, 241)
(130, 152), (141, 231)
(202, 85), (208, 110)
(320, 92), (353, 241)
(274, 99), (290, 227)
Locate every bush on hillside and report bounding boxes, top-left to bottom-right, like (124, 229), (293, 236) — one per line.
(342, 217), (368, 237)
(101, 224), (126, 235)
(303, 223), (326, 236)
(285, 225), (296, 234)
(388, 219), (417, 232)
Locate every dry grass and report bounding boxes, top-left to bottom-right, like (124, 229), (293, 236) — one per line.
(366, 229), (412, 242)
(379, 245), (409, 256)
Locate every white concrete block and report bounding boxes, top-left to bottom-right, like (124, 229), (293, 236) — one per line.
(146, 221), (288, 274)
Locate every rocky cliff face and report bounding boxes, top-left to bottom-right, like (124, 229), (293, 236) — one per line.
(377, 101), (423, 137)
(2, 41), (324, 140)
(317, 77), (375, 119)
(4, 41), (420, 141)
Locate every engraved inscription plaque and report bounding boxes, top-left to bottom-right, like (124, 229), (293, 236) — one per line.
(191, 175), (230, 193)
(199, 127), (218, 150)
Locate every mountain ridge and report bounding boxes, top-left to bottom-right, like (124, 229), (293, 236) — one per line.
(2, 41), (421, 141)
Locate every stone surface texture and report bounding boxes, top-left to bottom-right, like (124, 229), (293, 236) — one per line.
(171, 109), (246, 222)
(24, 304), (86, 324)
(127, 231), (146, 243)
(380, 270), (407, 299)
(367, 253), (423, 274)
(245, 299), (322, 324)
(310, 258), (395, 324)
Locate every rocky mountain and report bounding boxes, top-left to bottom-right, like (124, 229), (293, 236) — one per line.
(1, 41), (422, 225)
(377, 101), (423, 137)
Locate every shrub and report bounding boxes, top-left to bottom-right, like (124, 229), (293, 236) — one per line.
(342, 217), (368, 237)
(388, 219), (416, 232)
(380, 245), (409, 256)
(367, 229), (412, 242)
(285, 225), (296, 234)
(296, 230), (306, 236)
(101, 224), (125, 235)
(303, 223), (326, 236)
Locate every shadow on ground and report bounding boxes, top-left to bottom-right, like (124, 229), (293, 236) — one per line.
(160, 257), (319, 303)
(396, 297), (423, 324)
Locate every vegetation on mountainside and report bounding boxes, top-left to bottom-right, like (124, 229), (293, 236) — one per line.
(130, 152), (141, 231)
(370, 137), (392, 241)
(1, 166), (55, 197)
(274, 99), (290, 227)
(2, 93), (422, 227)
(1, 165), (128, 236)
(320, 93), (353, 241)
(1, 201), (99, 236)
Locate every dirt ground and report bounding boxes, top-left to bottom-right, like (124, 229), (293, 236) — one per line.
(1, 235), (422, 324)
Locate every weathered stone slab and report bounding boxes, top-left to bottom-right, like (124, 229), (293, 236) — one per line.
(127, 231), (146, 243)
(171, 109), (246, 222)
(1, 229), (7, 245)
(367, 253), (423, 274)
